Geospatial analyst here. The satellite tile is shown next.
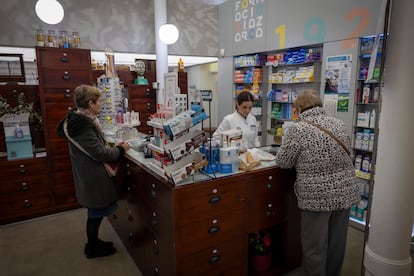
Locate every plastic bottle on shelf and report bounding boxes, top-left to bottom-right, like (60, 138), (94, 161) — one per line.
(369, 109), (376, 128)
(178, 58), (184, 72)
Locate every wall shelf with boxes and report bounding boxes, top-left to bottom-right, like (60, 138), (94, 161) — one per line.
(265, 46), (322, 146)
(233, 53), (267, 142)
(349, 36), (383, 229)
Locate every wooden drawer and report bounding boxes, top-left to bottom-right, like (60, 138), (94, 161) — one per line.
(48, 138), (70, 156)
(179, 209), (243, 256)
(141, 230), (174, 276)
(53, 182), (77, 206)
(175, 176), (244, 224)
(180, 235), (244, 276)
(42, 88), (76, 103)
(36, 47), (91, 69)
(244, 168), (289, 196)
(0, 193), (52, 214)
(0, 85), (38, 108)
(133, 174), (172, 212)
(38, 68), (92, 88)
(130, 99), (156, 113)
(0, 158), (48, 178)
(0, 173), (49, 198)
(128, 85), (156, 100)
(245, 192), (288, 231)
(136, 198), (172, 237)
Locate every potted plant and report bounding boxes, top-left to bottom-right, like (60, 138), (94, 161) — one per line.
(248, 230), (272, 272)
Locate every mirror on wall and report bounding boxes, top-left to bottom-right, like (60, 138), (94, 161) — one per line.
(0, 54), (25, 83)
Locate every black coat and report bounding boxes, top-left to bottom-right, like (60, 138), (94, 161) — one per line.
(56, 110), (122, 209)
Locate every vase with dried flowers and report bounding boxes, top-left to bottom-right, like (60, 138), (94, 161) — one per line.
(248, 230), (272, 272)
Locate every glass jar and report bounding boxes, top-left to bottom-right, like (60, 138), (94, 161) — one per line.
(72, 32), (81, 48)
(59, 30), (69, 48)
(47, 30), (57, 47)
(36, 29), (45, 46)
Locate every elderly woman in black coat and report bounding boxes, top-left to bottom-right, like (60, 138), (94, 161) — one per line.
(56, 84), (130, 258)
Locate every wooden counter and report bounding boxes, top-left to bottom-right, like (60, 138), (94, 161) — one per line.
(108, 150), (301, 276)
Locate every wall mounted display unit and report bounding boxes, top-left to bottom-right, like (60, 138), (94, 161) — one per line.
(265, 46), (322, 146)
(349, 36), (383, 230)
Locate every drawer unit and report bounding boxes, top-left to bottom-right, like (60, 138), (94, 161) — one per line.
(38, 68), (92, 88)
(180, 236), (244, 276)
(36, 47), (91, 68)
(127, 84), (157, 134)
(179, 209), (244, 256)
(175, 176), (244, 223)
(42, 88), (76, 103)
(36, 46), (93, 214)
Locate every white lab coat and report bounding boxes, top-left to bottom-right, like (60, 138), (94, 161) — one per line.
(213, 111), (260, 150)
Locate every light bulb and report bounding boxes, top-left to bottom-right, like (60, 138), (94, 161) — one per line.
(158, 24), (179, 45)
(35, 0), (64, 25)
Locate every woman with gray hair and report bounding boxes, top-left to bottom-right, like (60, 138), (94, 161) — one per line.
(275, 89), (359, 276)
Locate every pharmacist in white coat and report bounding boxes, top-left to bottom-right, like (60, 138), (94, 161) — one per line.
(213, 91), (260, 151)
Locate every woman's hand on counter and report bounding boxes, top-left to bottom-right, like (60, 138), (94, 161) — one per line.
(116, 141), (131, 152)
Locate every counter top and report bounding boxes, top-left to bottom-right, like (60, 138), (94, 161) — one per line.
(125, 145), (280, 186)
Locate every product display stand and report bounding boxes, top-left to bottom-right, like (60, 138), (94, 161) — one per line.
(199, 90), (217, 179)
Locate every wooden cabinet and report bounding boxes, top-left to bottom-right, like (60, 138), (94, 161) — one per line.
(127, 84), (156, 135)
(109, 156), (300, 275)
(0, 157), (52, 224)
(36, 46), (93, 212)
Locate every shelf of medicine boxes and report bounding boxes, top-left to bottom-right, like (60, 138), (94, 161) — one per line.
(265, 48), (322, 146)
(349, 36), (383, 229)
(234, 53), (267, 143)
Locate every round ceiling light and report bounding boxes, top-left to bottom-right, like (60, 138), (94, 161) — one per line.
(35, 0), (64, 25)
(158, 24), (179, 45)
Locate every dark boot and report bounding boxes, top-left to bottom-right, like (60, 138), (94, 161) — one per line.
(84, 243), (116, 259)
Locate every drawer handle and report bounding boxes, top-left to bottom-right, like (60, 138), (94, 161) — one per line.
(150, 190), (156, 199)
(23, 200), (32, 208)
(18, 167), (27, 174)
(152, 244), (159, 255)
(209, 196), (221, 204)
(60, 56), (69, 62)
(145, 91), (151, 97)
(128, 214), (134, 222)
(62, 74), (71, 81)
(64, 90), (72, 98)
(266, 210), (276, 217)
(20, 183), (29, 192)
(208, 226), (220, 234)
(266, 183), (274, 190)
(209, 255), (221, 264)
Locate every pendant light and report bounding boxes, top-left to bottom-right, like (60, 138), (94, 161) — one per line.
(35, 0), (64, 25)
(158, 24), (179, 45)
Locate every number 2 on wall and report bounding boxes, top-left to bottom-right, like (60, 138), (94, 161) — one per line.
(274, 24), (286, 49)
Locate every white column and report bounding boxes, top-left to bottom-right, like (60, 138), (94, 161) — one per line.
(364, 0), (414, 275)
(154, 0), (168, 107)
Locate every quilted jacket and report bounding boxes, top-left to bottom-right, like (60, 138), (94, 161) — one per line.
(56, 110), (123, 209)
(275, 107), (359, 211)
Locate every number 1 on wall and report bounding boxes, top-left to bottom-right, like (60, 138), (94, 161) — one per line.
(274, 24), (286, 49)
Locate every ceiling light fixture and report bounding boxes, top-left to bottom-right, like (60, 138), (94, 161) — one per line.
(35, 0), (64, 25)
(158, 24), (179, 45)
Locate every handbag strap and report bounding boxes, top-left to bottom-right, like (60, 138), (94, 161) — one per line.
(302, 119), (350, 156)
(63, 119), (96, 161)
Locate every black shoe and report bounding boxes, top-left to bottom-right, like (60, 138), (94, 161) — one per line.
(97, 238), (114, 248)
(84, 243), (117, 259)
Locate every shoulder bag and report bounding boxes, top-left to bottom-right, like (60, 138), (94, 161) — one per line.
(302, 119), (350, 156)
(63, 120), (119, 177)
